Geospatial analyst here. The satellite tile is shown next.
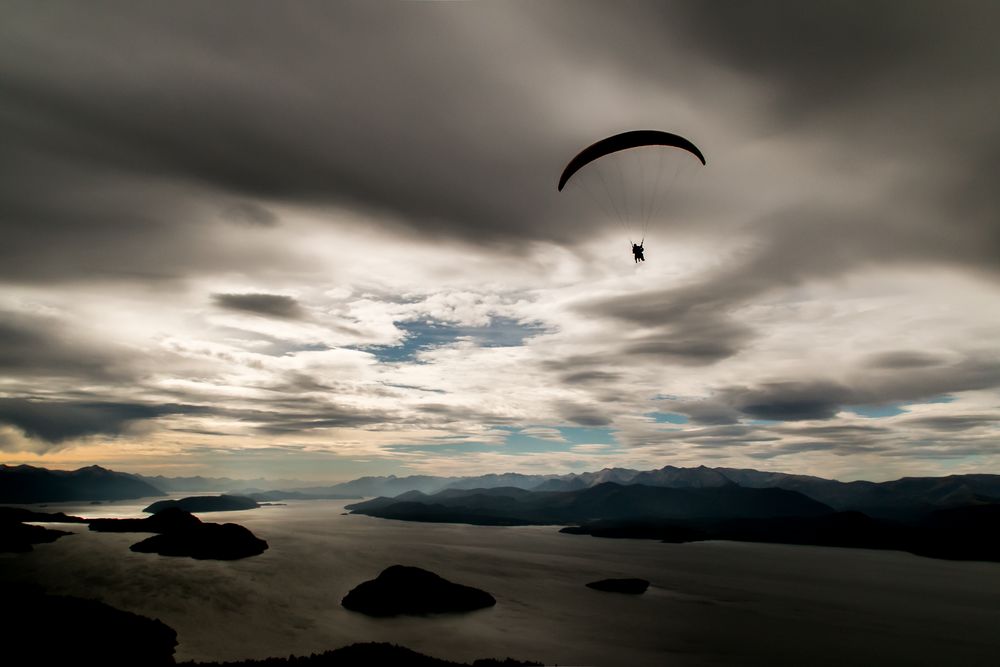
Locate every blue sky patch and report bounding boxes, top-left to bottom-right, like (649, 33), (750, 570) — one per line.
(363, 316), (547, 362)
(647, 411), (689, 424)
(850, 404), (907, 418)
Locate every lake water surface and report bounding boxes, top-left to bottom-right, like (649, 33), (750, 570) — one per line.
(4, 497), (998, 665)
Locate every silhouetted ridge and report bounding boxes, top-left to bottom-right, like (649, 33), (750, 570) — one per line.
(346, 482), (832, 526)
(0, 463), (163, 503)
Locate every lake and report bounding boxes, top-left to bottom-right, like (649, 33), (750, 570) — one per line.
(3, 497), (998, 666)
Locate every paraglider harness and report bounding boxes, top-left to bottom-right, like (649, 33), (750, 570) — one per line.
(631, 239), (645, 263)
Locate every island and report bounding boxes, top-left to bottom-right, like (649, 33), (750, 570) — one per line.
(0, 506), (84, 552)
(341, 565), (496, 616)
(130, 522), (268, 560)
(89, 507), (203, 533)
(0, 521), (72, 553)
(585, 578), (650, 594)
(144, 494), (260, 513)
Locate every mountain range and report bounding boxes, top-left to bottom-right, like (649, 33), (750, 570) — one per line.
(3, 464), (1000, 517)
(296, 465), (1000, 518)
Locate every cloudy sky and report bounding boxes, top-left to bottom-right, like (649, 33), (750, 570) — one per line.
(1, 1), (998, 482)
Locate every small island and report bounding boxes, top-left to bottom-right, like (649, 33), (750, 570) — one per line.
(130, 522), (268, 560)
(586, 578), (650, 594)
(341, 565), (496, 616)
(89, 507), (203, 533)
(144, 494), (259, 514)
(86, 507), (268, 560)
(0, 507), (84, 552)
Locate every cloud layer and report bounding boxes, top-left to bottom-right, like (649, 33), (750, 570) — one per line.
(1, 2), (998, 481)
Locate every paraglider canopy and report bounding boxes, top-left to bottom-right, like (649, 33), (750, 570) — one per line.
(557, 129), (706, 249)
(558, 130), (705, 192)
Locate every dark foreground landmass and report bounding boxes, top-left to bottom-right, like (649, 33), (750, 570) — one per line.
(7, 590), (177, 666)
(184, 643), (541, 667)
(342, 565), (496, 616)
(7, 591), (537, 667)
(145, 494), (260, 513)
(562, 504), (1000, 562)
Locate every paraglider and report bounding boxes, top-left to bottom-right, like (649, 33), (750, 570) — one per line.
(631, 242), (645, 263)
(558, 130), (705, 262)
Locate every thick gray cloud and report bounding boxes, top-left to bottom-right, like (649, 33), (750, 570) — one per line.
(212, 293), (306, 320)
(0, 398), (205, 445)
(0, 2), (582, 283)
(666, 356), (1000, 425)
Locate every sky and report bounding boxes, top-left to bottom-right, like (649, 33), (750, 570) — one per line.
(1, 1), (998, 482)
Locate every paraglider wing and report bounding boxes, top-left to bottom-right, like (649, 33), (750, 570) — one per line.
(557, 130), (706, 191)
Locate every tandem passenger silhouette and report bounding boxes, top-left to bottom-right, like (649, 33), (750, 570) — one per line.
(631, 242), (645, 263)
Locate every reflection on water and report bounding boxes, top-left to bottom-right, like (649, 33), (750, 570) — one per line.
(3, 498), (999, 666)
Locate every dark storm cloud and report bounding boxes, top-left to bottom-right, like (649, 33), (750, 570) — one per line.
(727, 381), (855, 422)
(1, 1), (997, 286)
(672, 0), (1000, 277)
(0, 398), (206, 446)
(212, 293), (306, 320)
(0, 311), (136, 381)
(0, 1), (591, 283)
(621, 317), (754, 365)
(669, 2), (969, 112)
